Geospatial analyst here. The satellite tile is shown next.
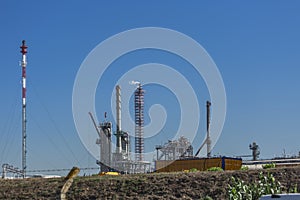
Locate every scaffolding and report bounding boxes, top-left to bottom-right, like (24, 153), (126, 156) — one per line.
(134, 84), (144, 162)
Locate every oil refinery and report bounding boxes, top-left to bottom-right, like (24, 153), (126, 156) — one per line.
(0, 41), (260, 177)
(3, 40), (300, 179)
(87, 83), (242, 174)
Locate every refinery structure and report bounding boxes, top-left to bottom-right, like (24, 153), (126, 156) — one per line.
(89, 84), (150, 174)
(155, 136), (193, 161)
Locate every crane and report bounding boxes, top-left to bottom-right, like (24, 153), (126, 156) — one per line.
(88, 112), (109, 137)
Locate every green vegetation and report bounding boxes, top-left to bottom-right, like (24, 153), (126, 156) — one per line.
(207, 167), (224, 172)
(262, 163), (276, 169)
(240, 166), (249, 171)
(289, 183), (298, 193)
(189, 168), (199, 172)
(228, 172), (283, 200)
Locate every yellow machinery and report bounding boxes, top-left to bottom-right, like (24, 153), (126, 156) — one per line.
(99, 171), (120, 176)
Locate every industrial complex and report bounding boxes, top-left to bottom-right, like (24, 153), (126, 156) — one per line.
(3, 40), (300, 179)
(87, 80), (242, 173)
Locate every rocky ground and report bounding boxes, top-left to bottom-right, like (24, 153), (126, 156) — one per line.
(0, 167), (299, 199)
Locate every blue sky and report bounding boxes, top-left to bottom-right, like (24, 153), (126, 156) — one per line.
(1, 1), (300, 175)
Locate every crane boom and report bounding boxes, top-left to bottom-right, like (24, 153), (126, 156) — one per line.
(195, 139), (207, 157)
(88, 112), (101, 138)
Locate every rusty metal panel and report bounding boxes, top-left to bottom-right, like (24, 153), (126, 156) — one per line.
(155, 157), (242, 172)
(224, 158), (242, 170)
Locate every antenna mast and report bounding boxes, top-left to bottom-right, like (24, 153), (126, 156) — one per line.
(20, 40), (28, 178)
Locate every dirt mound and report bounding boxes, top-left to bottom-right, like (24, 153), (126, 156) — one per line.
(0, 167), (299, 199)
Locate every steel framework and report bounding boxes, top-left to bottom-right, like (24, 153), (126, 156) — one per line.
(134, 84), (144, 161)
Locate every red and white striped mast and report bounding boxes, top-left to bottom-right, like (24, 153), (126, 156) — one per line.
(20, 40), (28, 178)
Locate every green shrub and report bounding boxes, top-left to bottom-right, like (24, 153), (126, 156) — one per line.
(228, 172), (282, 200)
(289, 183), (298, 193)
(207, 167), (224, 171)
(262, 163), (276, 169)
(189, 168), (199, 172)
(240, 166), (249, 171)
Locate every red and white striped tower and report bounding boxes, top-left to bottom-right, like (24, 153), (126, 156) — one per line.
(20, 40), (28, 178)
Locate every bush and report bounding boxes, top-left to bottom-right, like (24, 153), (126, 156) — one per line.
(240, 166), (249, 171)
(228, 172), (282, 200)
(189, 168), (199, 172)
(207, 167), (224, 172)
(262, 163), (276, 169)
(289, 183), (298, 193)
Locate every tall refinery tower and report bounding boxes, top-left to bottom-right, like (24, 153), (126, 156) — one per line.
(20, 40), (28, 178)
(134, 83), (144, 162)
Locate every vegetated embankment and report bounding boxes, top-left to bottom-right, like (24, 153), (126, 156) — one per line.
(0, 167), (299, 199)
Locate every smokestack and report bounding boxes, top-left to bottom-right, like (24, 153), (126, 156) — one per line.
(116, 85), (122, 154)
(206, 101), (212, 158)
(20, 40), (28, 178)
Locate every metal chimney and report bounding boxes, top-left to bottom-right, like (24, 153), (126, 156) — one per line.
(206, 101), (212, 158)
(116, 85), (122, 154)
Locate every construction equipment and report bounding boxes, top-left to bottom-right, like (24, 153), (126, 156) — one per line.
(99, 171), (120, 176)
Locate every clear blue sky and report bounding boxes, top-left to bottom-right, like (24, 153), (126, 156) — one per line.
(1, 1), (300, 175)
